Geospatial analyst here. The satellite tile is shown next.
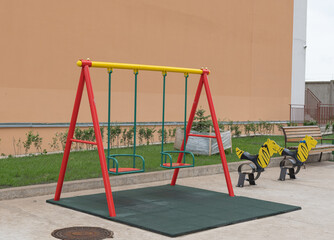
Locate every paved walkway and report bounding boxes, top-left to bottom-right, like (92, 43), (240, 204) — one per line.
(0, 162), (333, 240)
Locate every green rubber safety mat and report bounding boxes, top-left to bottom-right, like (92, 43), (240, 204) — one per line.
(47, 185), (301, 237)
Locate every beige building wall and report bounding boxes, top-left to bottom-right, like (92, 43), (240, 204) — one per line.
(0, 0), (294, 155)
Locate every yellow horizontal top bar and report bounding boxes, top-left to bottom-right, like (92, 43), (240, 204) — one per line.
(77, 60), (206, 74)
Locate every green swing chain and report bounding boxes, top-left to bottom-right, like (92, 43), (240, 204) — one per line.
(107, 69), (112, 162)
(161, 72), (167, 163)
(133, 70), (139, 168)
(183, 73), (189, 163)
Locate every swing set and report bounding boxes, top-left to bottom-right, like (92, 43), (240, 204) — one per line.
(54, 59), (234, 217)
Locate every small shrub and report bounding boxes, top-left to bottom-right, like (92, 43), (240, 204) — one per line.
(74, 127), (84, 150)
(172, 128), (177, 137)
(158, 128), (167, 143)
(58, 131), (68, 151)
(121, 128), (127, 145)
(227, 121), (234, 132)
(23, 131), (43, 153)
(276, 123), (283, 133)
(100, 127), (105, 141)
(143, 127), (156, 145)
(324, 121), (333, 134)
(49, 134), (60, 151)
(192, 108), (212, 132)
(82, 127), (95, 149)
(218, 120), (225, 131)
(232, 125), (241, 137)
(303, 120), (317, 126)
(250, 123), (257, 135)
(138, 127), (146, 145)
(244, 122), (251, 136)
(114, 125), (121, 147)
(74, 127), (84, 139)
(167, 128), (172, 142)
(32, 133), (43, 153)
(108, 126), (117, 148)
(23, 132), (33, 153)
(166, 127), (177, 142)
(263, 122), (274, 134)
(13, 137), (23, 155)
(257, 121), (265, 134)
(325, 122), (330, 133)
(126, 128), (134, 146)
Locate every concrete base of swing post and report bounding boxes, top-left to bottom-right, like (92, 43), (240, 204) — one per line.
(174, 129), (232, 155)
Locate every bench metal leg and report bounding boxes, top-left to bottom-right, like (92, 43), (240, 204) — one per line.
(318, 152), (323, 162)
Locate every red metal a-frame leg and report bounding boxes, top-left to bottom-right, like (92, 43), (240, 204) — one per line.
(171, 70), (235, 197)
(54, 60), (116, 217)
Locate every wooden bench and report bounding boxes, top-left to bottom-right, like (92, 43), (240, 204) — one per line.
(281, 125), (334, 161)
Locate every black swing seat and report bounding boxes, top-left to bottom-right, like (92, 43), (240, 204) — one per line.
(107, 154), (145, 175)
(160, 150), (195, 169)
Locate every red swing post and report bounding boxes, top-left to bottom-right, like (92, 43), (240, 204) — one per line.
(54, 60), (116, 217)
(171, 70), (235, 197)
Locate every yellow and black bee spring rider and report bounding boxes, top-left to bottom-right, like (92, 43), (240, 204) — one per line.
(236, 139), (281, 187)
(278, 135), (317, 181)
(235, 136), (317, 186)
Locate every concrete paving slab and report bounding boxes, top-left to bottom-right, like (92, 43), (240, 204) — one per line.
(0, 162), (333, 240)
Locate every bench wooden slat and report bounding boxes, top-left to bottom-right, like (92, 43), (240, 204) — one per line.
(283, 129), (322, 134)
(286, 136), (322, 139)
(283, 126), (319, 129)
(283, 126), (320, 129)
(284, 126), (320, 128)
(283, 127), (321, 131)
(286, 137), (322, 142)
(286, 135), (322, 139)
(284, 131), (322, 136)
(285, 132), (322, 137)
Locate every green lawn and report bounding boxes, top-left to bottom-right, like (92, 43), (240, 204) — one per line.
(1, 134), (332, 189)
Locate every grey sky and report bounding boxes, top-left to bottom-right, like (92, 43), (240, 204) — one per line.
(306, 0), (334, 81)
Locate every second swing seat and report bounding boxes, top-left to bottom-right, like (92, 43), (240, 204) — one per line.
(160, 150), (195, 169)
(108, 154), (145, 175)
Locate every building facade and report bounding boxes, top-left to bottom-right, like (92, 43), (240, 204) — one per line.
(0, 0), (307, 155)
